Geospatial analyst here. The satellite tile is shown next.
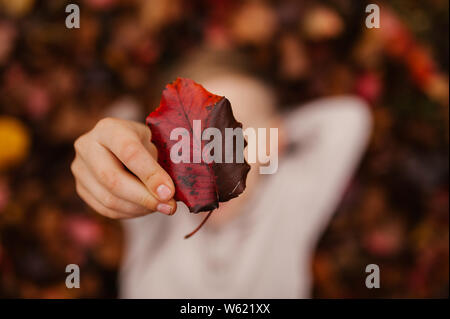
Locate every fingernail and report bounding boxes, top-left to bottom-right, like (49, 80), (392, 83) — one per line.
(157, 203), (173, 215)
(156, 184), (172, 201)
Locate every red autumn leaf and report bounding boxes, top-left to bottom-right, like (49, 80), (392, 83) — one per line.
(146, 78), (251, 237)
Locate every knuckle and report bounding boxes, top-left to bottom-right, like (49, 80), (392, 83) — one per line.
(143, 168), (158, 185)
(139, 195), (156, 211)
(73, 135), (86, 154)
(120, 141), (142, 164)
(95, 117), (117, 131)
(70, 161), (78, 177)
(98, 169), (120, 192)
(102, 193), (118, 210)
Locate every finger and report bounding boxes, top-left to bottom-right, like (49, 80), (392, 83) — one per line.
(77, 140), (176, 215)
(72, 158), (157, 216)
(94, 119), (175, 202)
(75, 182), (131, 219)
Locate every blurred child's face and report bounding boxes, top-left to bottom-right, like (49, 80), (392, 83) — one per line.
(203, 74), (276, 131)
(198, 74), (281, 227)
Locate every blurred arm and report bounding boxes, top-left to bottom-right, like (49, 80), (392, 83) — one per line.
(281, 96), (372, 243)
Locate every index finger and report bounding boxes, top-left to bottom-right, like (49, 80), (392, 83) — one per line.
(94, 119), (175, 202)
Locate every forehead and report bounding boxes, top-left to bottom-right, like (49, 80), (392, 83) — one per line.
(202, 74), (276, 129)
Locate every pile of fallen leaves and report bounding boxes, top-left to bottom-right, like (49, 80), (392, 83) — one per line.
(0, 0), (448, 298)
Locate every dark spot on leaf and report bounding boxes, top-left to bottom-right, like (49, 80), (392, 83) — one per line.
(178, 175), (195, 187)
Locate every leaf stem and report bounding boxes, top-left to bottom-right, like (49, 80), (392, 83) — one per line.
(184, 210), (214, 239)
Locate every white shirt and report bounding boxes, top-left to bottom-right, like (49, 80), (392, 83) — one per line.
(119, 96), (372, 298)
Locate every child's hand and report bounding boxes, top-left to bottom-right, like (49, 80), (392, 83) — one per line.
(71, 118), (177, 219)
